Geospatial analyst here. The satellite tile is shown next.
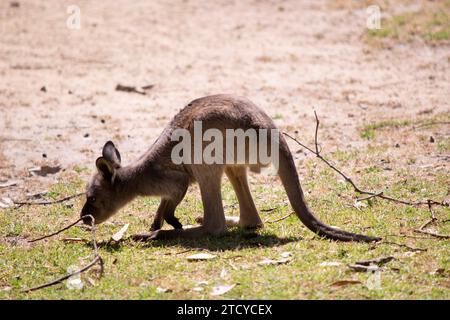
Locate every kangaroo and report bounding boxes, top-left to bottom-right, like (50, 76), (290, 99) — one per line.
(81, 94), (380, 242)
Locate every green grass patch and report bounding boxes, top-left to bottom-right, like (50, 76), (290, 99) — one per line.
(360, 113), (450, 140)
(365, 0), (450, 44)
(0, 147), (449, 299)
(360, 119), (411, 140)
(437, 137), (450, 152)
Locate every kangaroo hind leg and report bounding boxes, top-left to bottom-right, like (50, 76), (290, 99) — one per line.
(225, 166), (263, 229)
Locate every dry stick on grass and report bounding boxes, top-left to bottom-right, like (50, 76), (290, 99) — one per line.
(283, 111), (448, 209)
(413, 121), (450, 130)
(22, 215), (104, 293)
(413, 200), (450, 239)
(28, 218), (83, 243)
(378, 241), (427, 252)
(264, 212), (293, 224)
(14, 192), (85, 208)
(283, 111), (449, 244)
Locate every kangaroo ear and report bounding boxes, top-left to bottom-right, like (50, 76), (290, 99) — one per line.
(102, 141), (121, 168)
(96, 157), (115, 181)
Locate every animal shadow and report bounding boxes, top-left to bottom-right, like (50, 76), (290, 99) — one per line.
(132, 228), (302, 252)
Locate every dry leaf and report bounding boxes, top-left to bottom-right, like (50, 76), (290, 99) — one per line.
(111, 223), (129, 241)
(87, 278), (96, 286)
(28, 165), (62, 177)
(354, 200), (368, 209)
(0, 197), (13, 208)
(429, 268), (446, 276)
(0, 180), (20, 188)
(220, 268), (229, 279)
(139, 281), (150, 288)
(187, 253), (217, 261)
(115, 84), (154, 95)
(330, 280), (362, 287)
(348, 264), (379, 272)
(319, 261), (343, 267)
(355, 256), (394, 266)
(258, 258), (291, 266)
(210, 284), (236, 296)
(156, 286), (171, 293)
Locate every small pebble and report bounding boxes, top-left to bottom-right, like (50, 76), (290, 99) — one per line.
(84, 133), (89, 138)
(429, 136), (435, 143)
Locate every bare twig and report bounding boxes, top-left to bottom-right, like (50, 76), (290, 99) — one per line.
(385, 234), (431, 240)
(356, 192), (383, 202)
(418, 200), (437, 230)
(22, 256), (102, 292)
(28, 218), (83, 243)
(14, 193), (84, 207)
(379, 241), (427, 252)
(355, 256), (395, 266)
(264, 212), (293, 224)
(413, 121), (450, 130)
(412, 200), (449, 239)
(283, 114), (448, 208)
(22, 215), (103, 293)
(413, 229), (450, 239)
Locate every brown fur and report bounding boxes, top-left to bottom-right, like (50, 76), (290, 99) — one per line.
(81, 94), (380, 242)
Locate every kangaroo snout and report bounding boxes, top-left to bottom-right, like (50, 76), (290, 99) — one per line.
(80, 204), (95, 225)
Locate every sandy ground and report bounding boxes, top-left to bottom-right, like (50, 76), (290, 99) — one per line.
(0, 0), (449, 199)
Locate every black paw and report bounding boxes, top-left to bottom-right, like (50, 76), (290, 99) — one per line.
(166, 217), (183, 230)
(131, 233), (155, 242)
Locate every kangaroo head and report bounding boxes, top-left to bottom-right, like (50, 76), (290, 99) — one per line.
(81, 141), (123, 225)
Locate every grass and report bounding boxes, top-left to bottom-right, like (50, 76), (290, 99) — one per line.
(359, 113), (450, 140)
(365, 0), (450, 44)
(1, 118), (449, 299)
(437, 137), (450, 152)
(360, 119), (411, 140)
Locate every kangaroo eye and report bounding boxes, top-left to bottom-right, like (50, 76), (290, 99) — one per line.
(88, 196), (96, 203)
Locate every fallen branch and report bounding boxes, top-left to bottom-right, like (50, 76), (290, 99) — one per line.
(28, 218), (83, 243)
(14, 193), (84, 207)
(413, 200), (449, 239)
(379, 241), (427, 252)
(413, 229), (450, 239)
(385, 234), (431, 240)
(355, 256), (395, 266)
(23, 215), (103, 293)
(413, 121), (450, 130)
(283, 112), (448, 208)
(264, 212), (293, 224)
(348, 256), (395, 272)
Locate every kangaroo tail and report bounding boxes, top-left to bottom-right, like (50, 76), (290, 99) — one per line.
(276, 135), (381, 242)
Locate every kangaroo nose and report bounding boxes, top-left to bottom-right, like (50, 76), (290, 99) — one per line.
(80, 204), (95, 225)
(80, 213), (94, 225)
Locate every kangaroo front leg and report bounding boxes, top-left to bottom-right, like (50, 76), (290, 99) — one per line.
(150, 179), (188, 231)
(150, 198), (183, 231)
(136, 167), (226, 241)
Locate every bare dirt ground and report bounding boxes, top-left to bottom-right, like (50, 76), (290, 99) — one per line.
(0, 0), (449, 200)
